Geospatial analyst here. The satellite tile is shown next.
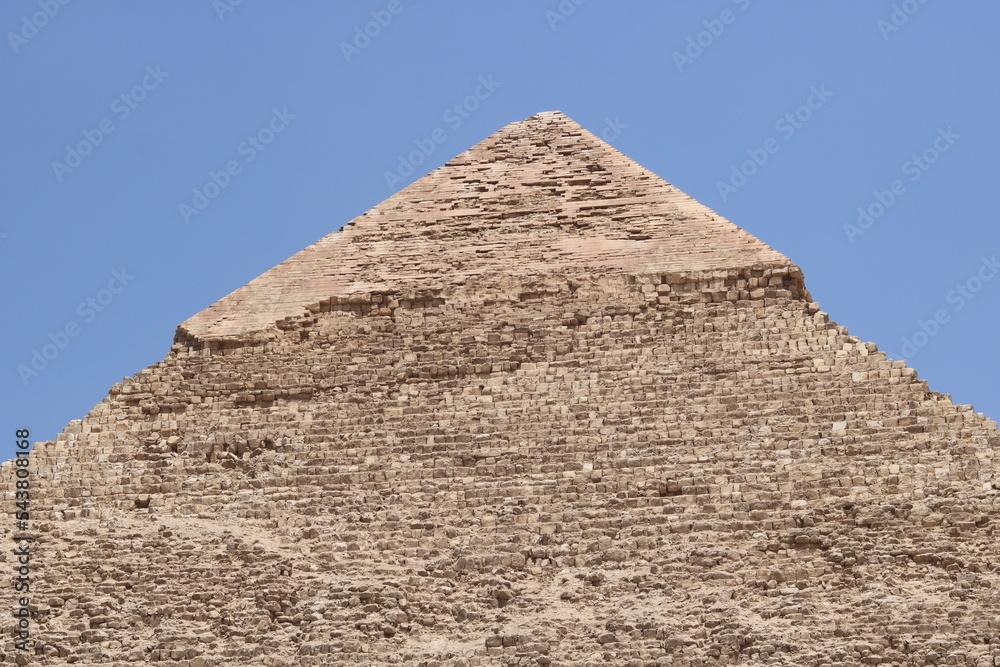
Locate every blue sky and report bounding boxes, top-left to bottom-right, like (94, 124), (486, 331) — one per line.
(2, 1), (998, 460)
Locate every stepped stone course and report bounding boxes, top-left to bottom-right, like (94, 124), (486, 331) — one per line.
(3, 111), (999, 666)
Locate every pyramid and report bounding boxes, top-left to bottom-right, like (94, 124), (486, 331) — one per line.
(5, 111), (999, 666)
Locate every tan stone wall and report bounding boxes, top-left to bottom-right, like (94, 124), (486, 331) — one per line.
(5, 272), (998, 665)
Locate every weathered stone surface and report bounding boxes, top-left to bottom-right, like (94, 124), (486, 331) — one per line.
(180, 111), (795, 341)
(2, 111), (998, 666)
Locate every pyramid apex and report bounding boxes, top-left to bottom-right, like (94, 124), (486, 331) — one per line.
(181, 113), (796, 339)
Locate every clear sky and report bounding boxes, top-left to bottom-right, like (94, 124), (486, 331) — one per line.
(2, 1), (998, 461)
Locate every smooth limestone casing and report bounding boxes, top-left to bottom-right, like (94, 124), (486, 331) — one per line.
(3, 112), (998, 666)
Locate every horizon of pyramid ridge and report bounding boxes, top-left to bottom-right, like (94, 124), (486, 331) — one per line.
(180, 112), (796, 340)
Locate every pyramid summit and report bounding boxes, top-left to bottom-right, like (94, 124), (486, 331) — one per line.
(181, 111), (796, 340)
(5, 113), (1000, 666)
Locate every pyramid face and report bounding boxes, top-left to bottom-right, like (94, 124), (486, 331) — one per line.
(5, 112), (999, 666)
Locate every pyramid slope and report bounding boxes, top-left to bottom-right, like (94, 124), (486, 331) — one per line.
(181, 110), (793, 340)
(14, 273), (1000, 665)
